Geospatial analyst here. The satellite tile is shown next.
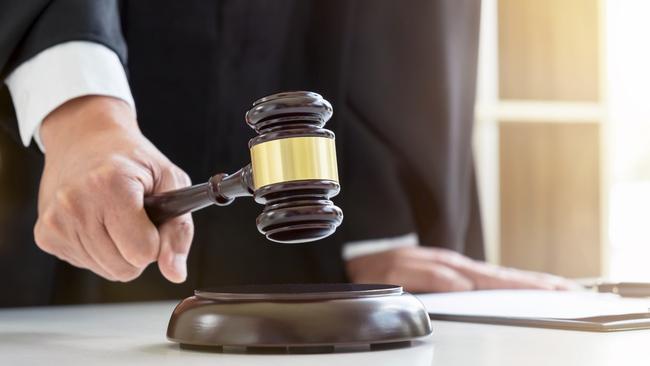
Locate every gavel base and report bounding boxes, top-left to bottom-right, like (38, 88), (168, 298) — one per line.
(166, 283), (432, 352)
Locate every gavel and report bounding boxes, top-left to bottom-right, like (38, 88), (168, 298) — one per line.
(143, 91), (343, 243)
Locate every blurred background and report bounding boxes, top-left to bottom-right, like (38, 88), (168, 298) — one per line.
(1, 0), (648, 283)
(475, 0), (650, 280)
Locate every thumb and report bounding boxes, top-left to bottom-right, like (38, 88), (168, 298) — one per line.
(152, 165), (195, 283)
(157, 214), (193, 283)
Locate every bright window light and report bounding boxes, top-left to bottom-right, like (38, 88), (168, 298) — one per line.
(605, 0), (650, 280)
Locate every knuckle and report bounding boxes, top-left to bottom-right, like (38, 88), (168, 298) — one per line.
(161, 166), (180, 184)
(86, 159), (137, 191)
(160, 166), (191, 189)
(92, 170), (143, 208)
(175, 170), (192, 186)
(447, 251), (466, 264)
(177, 219), (194, 239)
(435, 248), (463, 263)
(86, 167), (113, 190)
(50, 188), (87, 226)
(38, 209), (59, 230)
(54, 188), (78, 213)
(161, 166), (176, 179)
(86, 165), (107, 186)
(107, 171), (129, 189)
(33, 225), (55, 254)
(106, 168), (134, 190)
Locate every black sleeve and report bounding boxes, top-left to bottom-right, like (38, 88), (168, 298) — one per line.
(0, 0), (127, 144)
(344, 0), (484, 257)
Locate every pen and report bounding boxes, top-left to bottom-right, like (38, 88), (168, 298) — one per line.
(595, 282), (650, 297)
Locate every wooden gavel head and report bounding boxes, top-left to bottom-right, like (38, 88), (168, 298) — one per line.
(144, 91), (343, 244)
(245, 91), (343, 243)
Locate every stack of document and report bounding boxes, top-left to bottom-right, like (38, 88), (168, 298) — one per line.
(416, 290), (650, 332)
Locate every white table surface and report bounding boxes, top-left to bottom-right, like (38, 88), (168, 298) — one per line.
(1, 301), (649, 365)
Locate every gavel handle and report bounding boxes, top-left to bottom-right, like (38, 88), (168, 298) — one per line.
(143, 166), (254, 225)
(143, 182), (216, 225)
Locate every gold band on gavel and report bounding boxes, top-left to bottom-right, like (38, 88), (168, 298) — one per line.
(250, 136), (339, 189)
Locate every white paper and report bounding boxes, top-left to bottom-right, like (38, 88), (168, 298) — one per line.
(416, 290), (650, 319)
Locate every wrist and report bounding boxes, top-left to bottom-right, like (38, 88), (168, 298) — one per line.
(40, 95), (139, 154)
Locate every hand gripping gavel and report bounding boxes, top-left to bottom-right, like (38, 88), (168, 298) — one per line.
(143, 91), (343, 243)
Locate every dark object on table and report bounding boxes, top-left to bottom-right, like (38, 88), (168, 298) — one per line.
(596, 282), (650, 298)
(144, 91), (343, 243)
(167, 283), (432, 352)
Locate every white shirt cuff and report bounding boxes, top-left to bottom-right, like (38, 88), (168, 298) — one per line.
(342, 233), (419, 261)
(4, 41), (135, 152)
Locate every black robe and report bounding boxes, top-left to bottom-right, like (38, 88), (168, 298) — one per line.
(0, 0), (483, 306)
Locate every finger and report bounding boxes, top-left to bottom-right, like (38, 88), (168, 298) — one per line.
(103, 177), (161, 269)
(35, 209), (115, 280)
(70, 231), (117, 281)
(429, 249), (578, 290)
(34, 226), (83, 267)
(56, 206), (119, 280)
(496, 268), (582, 291)
(551, 278), (582, 291)
(389, 261), (474, 293)
(80, 219), (146, 282)
(388, 247), (576, 291)
(412, 247), (553, 290)
(157, 214), (193, 283)
(475, 266), (557, 290)
(155, 167), (193, 283)
(446, 259), (562, 290)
